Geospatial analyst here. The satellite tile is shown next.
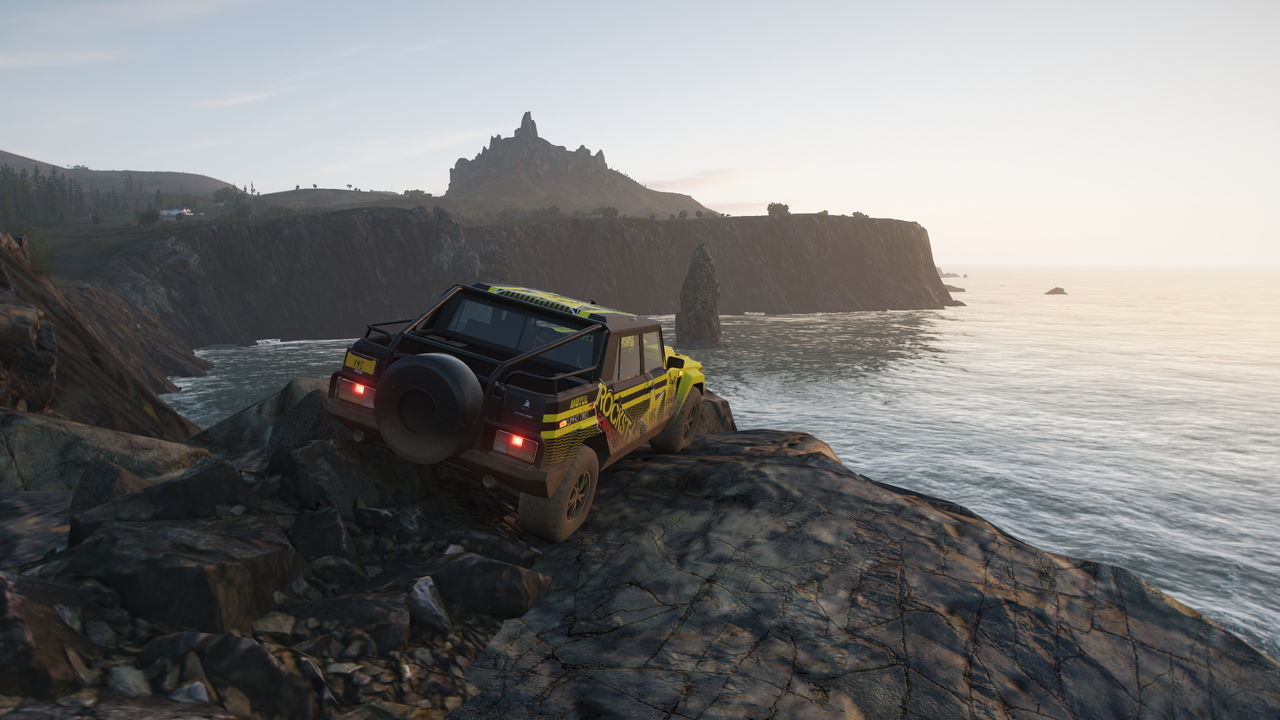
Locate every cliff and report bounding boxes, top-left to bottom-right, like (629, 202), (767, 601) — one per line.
(96, 207), (955, 348)
(0, 234), (196, 441)
(447, 112), (711, 219)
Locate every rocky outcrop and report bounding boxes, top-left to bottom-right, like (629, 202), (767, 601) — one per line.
(92, 209), (955, 347)
(4, 379), (1274, 718)
(0, 234), (196, 441)
(1045, 286), (1067, 295)
(674, 243), (723, 348)
(447, 113), (709, 219)
(454, 431), (1280, 719)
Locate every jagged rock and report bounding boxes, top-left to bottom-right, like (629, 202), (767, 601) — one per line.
(68, 461), (152, 514)
(0, 234), (195, 441)
(104, 666), (150, 697)
(266, 390), (353, 454)
(0, 409), (207, 492)
(251, 611), (296, 639)
(674, 243), (723, 348)
(417, 552), (550, 620)
(69, 460), (264, 544)
(692, 389), (737, 436)
(0, 572), (98, 698)
(943, 283), (966, 292)
(271, 439), (431, 518)
(283, 593), (410, 658)
(140, 632), (328, 720)
(0, 491), (71, 570)
(513, 110), (538, 139)
(453, 430), (1280, 719)
(289, 506), (363, 565)
(309, 556), (369, 588)
(354, 506), (429, 542)
(189, 378), (338, 471)
(437, 528), (539, 568)
(1045, 286), (1067, 295)
(408, 577), (452, 636)
(56, 515), (304, 633)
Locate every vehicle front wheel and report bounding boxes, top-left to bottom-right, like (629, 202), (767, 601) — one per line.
(518, 446), (599, 542)
(649, 387), (702, 454)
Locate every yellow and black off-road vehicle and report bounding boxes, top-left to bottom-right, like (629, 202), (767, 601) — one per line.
(324, 283), (706, 541)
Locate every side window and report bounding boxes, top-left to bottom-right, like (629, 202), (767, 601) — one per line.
(642, 331), (664, 372)
(615, 334), (641, 380)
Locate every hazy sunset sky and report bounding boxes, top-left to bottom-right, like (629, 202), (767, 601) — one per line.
(2, 0), (1276, 266)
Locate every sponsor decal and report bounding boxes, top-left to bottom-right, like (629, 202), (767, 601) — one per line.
(594, 381), (638, 444)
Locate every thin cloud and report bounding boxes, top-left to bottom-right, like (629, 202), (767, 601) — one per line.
(645, 168), (752, 192)
(14, 0), (256, 33)
(394, 41), (446, 56)
(0, 50), (121, 71)
(198, 90), (279, 108)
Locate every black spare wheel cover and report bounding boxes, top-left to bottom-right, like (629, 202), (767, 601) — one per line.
(375, 353), (483, 465)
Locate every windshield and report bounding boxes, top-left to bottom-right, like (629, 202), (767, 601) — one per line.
(442, 296), (599, 370)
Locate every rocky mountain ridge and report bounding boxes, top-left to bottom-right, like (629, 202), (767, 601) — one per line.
(446, 113), (711, 218)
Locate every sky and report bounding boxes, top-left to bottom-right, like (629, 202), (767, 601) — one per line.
(1, 0), (1277, 266)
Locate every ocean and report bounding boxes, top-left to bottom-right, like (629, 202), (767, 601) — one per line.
(161, 266), (1280, 657)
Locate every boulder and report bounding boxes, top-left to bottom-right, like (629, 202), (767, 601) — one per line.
(0, 491), (71, 570)
(354, 505), (429, 543)
(68, 461), (152, 514)
(437, 528), (540, 568)
(453, 430), (1280, 719)
(1045, 286), (1067, 295)
(288, 506), (363, 566)
(0, 410), (207, 492)
(407, 577), (452, 636)
(0, 571), (98, 698)
(139, 632), (328, 720)
(693, 389), (737, 436)
(418, 552), (550, 620)
(271, 440), (431, 518)
(673, 243), (723, 348)
(57, 515), (304, 633)
(188, 377), (332, 461)
(69, 461), (264, 544)
(282, 593), (410, 658)
(0, 296), (56, 414)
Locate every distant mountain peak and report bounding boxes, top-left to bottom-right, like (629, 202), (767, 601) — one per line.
(515, 111), (538, 140)
(446, 113), (708, 218)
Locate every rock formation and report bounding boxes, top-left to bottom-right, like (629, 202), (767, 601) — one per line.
(0, 381), (1276, 717)
(674, 243), (723, 348)
(0, 234), (196, 441)
(446, 112), (710, 219)
(1045, 286), (1067, 295)
(88, 209), (958, 348)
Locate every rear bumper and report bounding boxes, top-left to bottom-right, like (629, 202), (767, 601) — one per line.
(323, 394), (567, 499)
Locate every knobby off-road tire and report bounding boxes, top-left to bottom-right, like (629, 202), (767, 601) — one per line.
(519, 446), (599, 542)
(375, 353), (483, 465)
(649, 386), (702, 454)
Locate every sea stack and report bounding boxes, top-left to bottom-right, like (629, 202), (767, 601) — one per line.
(1045, 286), (1067, 295)
(674, 243), (723, 348)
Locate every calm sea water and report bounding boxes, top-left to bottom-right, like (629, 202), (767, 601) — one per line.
(162, 267), (1280, 657)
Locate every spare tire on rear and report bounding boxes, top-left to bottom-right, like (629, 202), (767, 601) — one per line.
(375, 353), (483, 465)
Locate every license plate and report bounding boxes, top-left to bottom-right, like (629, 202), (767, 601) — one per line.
(344, 351), (376, 375)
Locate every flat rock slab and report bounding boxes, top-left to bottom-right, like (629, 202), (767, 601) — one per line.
(0, 410), (207, 492)
(0, 571), (98, 699)
(454, 430), (1280, 719)
(0, 492), (71, 570)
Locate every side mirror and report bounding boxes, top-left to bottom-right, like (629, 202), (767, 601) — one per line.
(665, 355), (685, 369)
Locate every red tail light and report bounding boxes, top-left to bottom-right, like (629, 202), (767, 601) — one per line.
(337, 378), (375, 409)
(494, 430), (537, 463)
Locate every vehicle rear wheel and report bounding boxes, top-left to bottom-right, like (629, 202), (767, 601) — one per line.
(649, 386), (702, 454)
(518, 446), (599, 542)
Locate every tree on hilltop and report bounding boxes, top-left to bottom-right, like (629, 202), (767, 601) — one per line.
(767, 202), (790, 218)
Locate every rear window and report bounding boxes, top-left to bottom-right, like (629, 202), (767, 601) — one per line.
(443, 296), (598, 370)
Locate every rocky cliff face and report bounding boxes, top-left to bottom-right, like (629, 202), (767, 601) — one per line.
(97, 208), (955, 348)
(447, 112), (711, 218)
(0, 235), (196, 441)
